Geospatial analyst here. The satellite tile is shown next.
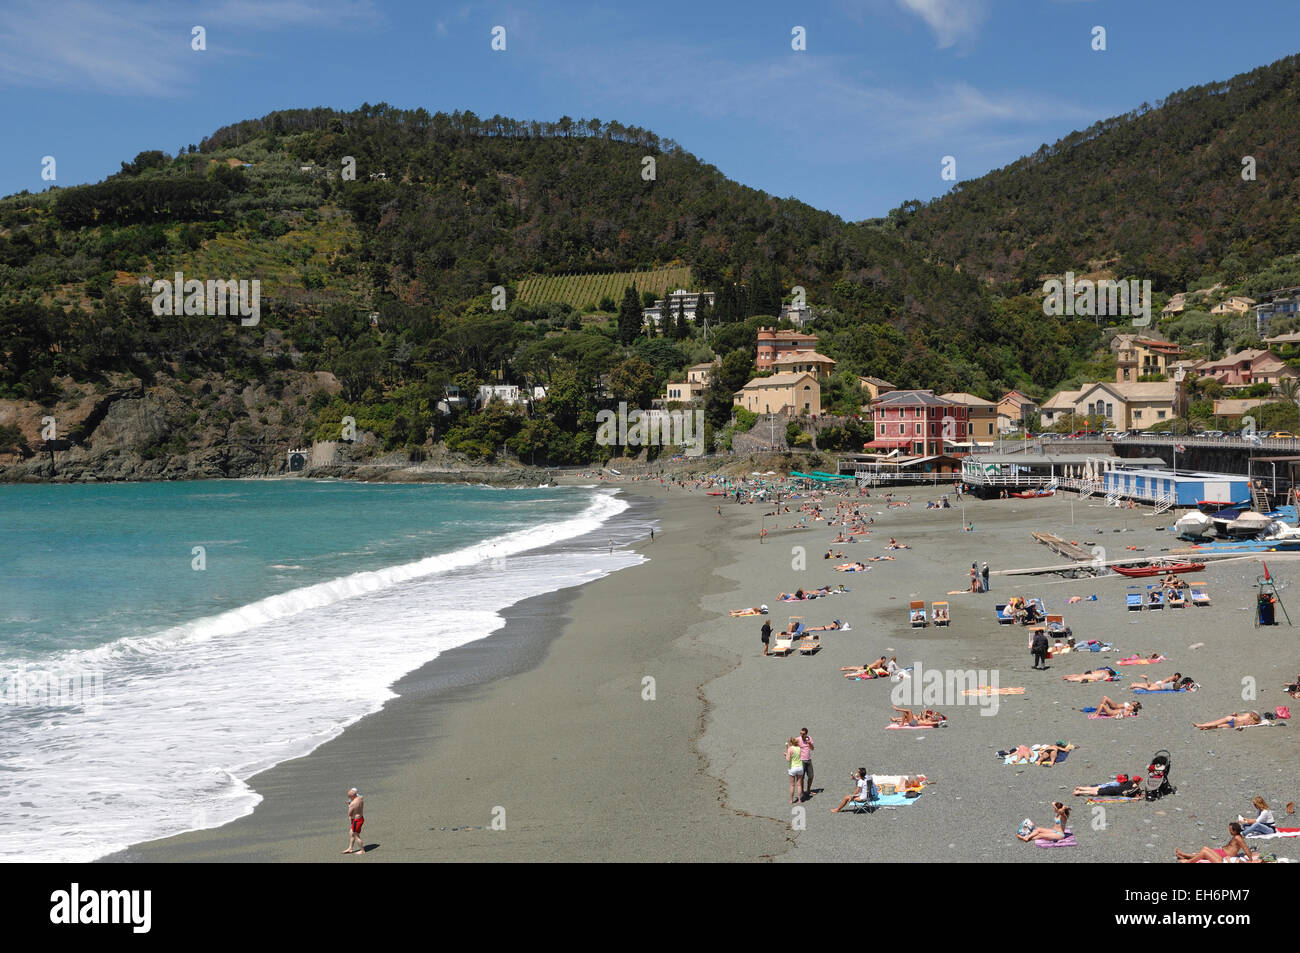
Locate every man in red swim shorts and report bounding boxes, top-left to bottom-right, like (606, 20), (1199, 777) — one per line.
(344, 787), (365, 854)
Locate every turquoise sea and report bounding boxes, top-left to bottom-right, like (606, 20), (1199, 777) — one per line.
(0, 480), (637, 861)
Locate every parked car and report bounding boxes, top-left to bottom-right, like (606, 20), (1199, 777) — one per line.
(1201, 430), (1225, 438)
(1271, 431), (1297, 439)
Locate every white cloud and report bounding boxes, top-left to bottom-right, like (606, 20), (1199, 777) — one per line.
(0, 0), (378, 97)
(896, 0), (989, 49)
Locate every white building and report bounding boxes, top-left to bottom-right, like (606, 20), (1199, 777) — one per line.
(644, 289), (716, 326)
(477, 384), (523, 407)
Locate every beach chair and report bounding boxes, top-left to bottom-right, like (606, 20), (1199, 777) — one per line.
(769, 633), (795, 657)
(1189, 581), (1211, 606)
(1126, 586), (1143, 611)
(909, 600), (927, 627)
(932, 601), (949, 626)
(995, 603), (1015, 625)
(1168, 587), (1186, 609)
(1046, 614), (1067, 636)
(1029, 597), (1047, 621)
(1145, 586), (1165, 610)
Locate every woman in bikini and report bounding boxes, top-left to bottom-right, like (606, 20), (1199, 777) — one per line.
(1095, 696), (1141, 717)
(1176, 823), (1257, 863)
(1073, 775), (1142, 798)
(890, 707), (946, 727)
(1018, 802), (1070, 842)
(1063, 667), (1117, 683)
(1195, 710), (1261, 730)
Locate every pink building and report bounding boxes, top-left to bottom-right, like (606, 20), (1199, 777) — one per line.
(869, 390), (969, 456)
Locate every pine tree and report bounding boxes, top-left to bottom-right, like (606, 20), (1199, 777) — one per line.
(673, 297), (687, 339)
(618, 284), (642, 345)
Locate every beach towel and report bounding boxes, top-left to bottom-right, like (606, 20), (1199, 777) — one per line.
(963, 687), (1025, 696)
(1086, 796), (1144, 805)
(1132, 686), (1189, 694)
(1246, 828), (1300, 839)
(1035, 832), (1077, 847)
(1117, 656), (1168, 666)
(1085, 709), (1136, 719)
(885, 722), (946, 730)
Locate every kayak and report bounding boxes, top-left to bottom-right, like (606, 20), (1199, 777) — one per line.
(1010, 489), (1055, 499)
(1112, 562), (1205, 577)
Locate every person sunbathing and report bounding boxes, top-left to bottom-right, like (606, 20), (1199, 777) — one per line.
(835, 562), (867, 572)
(1063, 667), (1117, 683)
(1018, 802), (1070, 843)
(1073, 775), (1143, 798)
(1148, 590), (1162, 604)
(1035, 743), (1072, 765)
(1175, 823), (1258, 863)
(1195, 710), (1261, 730)
(1284, 674), (1300, 697)
(805, 619), (845, 632)
(1131, 673), (1182, 691)
(1095, 695), (1140, 717)
(934, 607), (949, 622)
(1119, 653), (1165, 663)
(842, 657), (888, 678)
(890, 707), (946, 727)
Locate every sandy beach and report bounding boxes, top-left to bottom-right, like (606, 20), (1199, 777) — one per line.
(109, 479), (1300, 863)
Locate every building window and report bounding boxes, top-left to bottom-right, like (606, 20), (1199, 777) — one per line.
(1157, 411), (1166, 419)
(1135, 411), (1143, 420)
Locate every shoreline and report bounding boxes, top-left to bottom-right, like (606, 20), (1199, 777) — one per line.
(106, 483), (793, 862)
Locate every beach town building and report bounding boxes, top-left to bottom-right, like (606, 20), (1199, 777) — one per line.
(755, 327), (819, 372)
(1211, 296), (1256, 315)
(1039, 381), (1181, 430)
(1161, 293), (1187, 317)
(1212, 397), (1270, 420)
(733, 372), (820, 415)
(660, 361), (717, 404)
(941, 392), (998, 445)
(477, 384), (523, 407)
(1253, 287), (1300, 337)
(1195, 349), (1298, 389)
(1264, 330), (1300, 348)
(1112, 334), (1187, 382)
(643, 289), (716, 326)
(867, 390), (969, 456)
(779, 302), (815, 328)
(996, 390), (1038, 430)
(858, 376), (897, 403)
(771, 350), (836, 382)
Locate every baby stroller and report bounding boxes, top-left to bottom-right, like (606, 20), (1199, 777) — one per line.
(1145, 749), (1175, 801)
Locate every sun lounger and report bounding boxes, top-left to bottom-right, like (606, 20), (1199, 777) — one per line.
(909, 600), (927, 627)
(797, 635), (821, 655)
(1145, 586), (1165, 610)
(1189, 581), (1211, 606)
(1126, 587), (1143, 611)
(769, 634), (794, 657)
(995, 603), (1014, 625)
(932, 601), (949, 626)
(1168, 588), (1186, 608)
(1046, 614), (1067, 636)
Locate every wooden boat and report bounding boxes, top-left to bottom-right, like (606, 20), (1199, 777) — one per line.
(1112, 561), (1205, 578)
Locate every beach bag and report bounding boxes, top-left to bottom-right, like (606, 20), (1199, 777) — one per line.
(1277, 705), (1291, 720)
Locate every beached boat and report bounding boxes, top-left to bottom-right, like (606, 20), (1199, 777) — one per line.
(1010, 488), (1055, 498)
(1225, 511), (1271, 537)
(1112, 561), (1206, 578)
(1173, 510), (1214, 539)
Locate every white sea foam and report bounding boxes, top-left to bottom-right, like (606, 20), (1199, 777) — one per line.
(0, 490), (637, 862)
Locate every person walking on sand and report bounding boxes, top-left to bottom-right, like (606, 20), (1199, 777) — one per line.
(1031, 628), (1049, 669)
(797, 727), (815, 800)
(344, 787), (365, 854)
(982, 562), (990, 593)
(649, 527), (654, 542)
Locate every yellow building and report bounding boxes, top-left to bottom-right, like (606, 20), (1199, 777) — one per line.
(941, 392), (998, 444)
(734, 372), (821, 415)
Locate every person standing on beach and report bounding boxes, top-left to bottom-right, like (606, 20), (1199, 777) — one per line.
(982, 562), (990, 593)
(1031, 629), (1049, 670)
(785, 738), (805, 805)
(649, 527), (655, 542)
(344, 788), (365, 854)
(761, 618), (772, 656)
(798, 727), (815, 800)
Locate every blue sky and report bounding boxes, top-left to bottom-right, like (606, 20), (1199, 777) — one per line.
(3, 0), (1298, 221)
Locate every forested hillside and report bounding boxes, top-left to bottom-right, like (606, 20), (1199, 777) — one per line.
(891, 54), (1300, 295)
